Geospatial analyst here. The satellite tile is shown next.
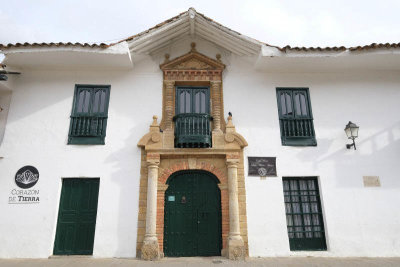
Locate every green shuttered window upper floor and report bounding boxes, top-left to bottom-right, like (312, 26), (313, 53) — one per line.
(173, 87), (212, 148)
(68, 85), (111, 145)
(276, 88), (317, 146)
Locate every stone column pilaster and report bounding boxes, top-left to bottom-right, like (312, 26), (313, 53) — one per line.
(226, 155), (245, 260)
(164, 80), (175, 130)
(141, 153), (161, 260)
(210, 80), (222, 133)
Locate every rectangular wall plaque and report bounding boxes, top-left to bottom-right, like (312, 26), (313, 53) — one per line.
(363, 176), (381, 187)
(248, 157), (277, 177)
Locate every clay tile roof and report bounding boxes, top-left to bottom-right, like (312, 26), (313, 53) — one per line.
(349, 42), (400, 51)
(111, 10), (188, 45)
(280, 42), (400, 52)
(281, 45), (347, 52)
(0, 8), (399, 54)
(0, 42), (109, 50)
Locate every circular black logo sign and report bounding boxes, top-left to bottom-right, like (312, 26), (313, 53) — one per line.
(15, 166), (39, 189)
(258, 167), (267, 177)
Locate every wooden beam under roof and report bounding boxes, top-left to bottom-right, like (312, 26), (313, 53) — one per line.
(149, 35), (191, 55)
(195, 27), (248, 56)
(195, 24), (256, 55)
(128, 14), (188, 49)
(189, 8), (195, 37)
(127, 8), (261, 56)
(195, 17), (260, 54)
(133, 25), (190, 53)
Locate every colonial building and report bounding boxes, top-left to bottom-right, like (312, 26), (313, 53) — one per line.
(1, 8), (400, 260)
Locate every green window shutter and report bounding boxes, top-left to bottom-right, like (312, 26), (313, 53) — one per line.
(175, 87), (210, 114)
(276, 88), (316, 146)
(68, 85), (111, 145)
(283, 177), (327, 251)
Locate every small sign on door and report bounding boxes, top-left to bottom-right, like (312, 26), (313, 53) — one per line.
(168, 195), (175, 201)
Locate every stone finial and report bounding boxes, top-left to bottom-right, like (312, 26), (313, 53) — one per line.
(164, 54), (170, 63)
(224, 115), (248, 147)
(216, 54), (222, 62)
(150, 115), (160, 132)
(227, 114), (234, 126)
(191, 42), (196, 52)
(137, 116), (162, 147)
(152, 115), (158, 126)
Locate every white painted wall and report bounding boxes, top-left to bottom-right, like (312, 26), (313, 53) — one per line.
(224, 55), (400, 257)
(0, 90), (12, 146)
(0, 40), (400, 258)
(0, 58), (162, 258)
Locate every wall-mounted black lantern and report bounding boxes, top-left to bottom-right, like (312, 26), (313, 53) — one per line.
(344, 121), (359, 150)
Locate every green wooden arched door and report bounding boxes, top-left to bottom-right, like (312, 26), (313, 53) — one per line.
(164, 170), (222, 257)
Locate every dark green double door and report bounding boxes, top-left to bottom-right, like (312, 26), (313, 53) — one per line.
(54, 178), (100, 255)
(164, 171), (222, 257)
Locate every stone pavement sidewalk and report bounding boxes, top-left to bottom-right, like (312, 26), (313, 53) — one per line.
(0, 257), (400, 267)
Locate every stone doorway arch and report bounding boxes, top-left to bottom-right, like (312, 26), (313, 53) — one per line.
(137, 43), (249, 260)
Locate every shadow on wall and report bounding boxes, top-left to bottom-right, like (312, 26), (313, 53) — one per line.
(0, 90), (12, 145)
(295, 121), (400, 188)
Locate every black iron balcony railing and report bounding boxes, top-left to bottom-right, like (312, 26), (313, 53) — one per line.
(173, 113), (212, 148)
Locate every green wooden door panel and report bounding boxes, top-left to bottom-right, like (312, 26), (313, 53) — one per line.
(54, 178), (100, 255)
(164, 171), (221, 257)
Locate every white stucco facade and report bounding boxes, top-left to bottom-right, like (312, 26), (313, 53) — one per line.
(1, 9), (400, 259)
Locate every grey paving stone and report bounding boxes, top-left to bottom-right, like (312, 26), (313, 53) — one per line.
(0, 257), (399, 267)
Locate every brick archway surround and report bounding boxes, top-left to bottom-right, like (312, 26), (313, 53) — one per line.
(156, 160), (229, 254)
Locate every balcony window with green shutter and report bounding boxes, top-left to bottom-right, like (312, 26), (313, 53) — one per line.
(173, 86), (212, 148)
(276, 88), (316, 146)
(68, 85), (111, 145)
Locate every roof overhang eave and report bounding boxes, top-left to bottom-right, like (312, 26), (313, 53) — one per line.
(126, 9), (263, 56)
(2, 42), (133, 70)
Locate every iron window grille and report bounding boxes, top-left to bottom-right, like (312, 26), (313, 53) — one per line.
(283, 177), (327, 251)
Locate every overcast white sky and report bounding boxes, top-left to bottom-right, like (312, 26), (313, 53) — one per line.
(0, 0), (400, 48)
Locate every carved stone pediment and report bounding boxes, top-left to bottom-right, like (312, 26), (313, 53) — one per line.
(174, 57), (214, 70)
(160, 50), (225, 71)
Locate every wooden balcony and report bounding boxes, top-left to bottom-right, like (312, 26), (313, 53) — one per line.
(173, 113), (212, 148)
(279, 118), (316, 146)
(68, 115), (108, 144)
